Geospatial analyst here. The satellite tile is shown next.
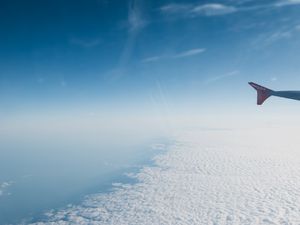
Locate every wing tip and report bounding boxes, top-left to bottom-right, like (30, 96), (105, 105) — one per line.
(248, 82), (272, 105)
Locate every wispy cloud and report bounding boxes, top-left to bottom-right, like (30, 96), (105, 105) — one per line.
(142, 55), (164, 63)
(160, 1), (300, 18)
(160, 3), (192, 14)
(160, 3), (237, 17)
(191, 4), (237, 16)
(243, 0), (300, 9)
(0, 181), (12, 197)
(204, 70), (239, 84)
(275, 0), (300, 7)
(252, 24), (300, 47)
(173, 48), (206, 58)
(266, 30), (292, 42)
(128, 0), (147, 33)
(142, 48), (205, 63)
(108, 0), (147, 81)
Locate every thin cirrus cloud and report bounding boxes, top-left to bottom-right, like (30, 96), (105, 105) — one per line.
(191, 4), (237, 16)
(160, 3), (237, 17)
(172, 48), (206, 58)
(128, 0), (147, 33)
(275, 0), (300, 7)
(109, 0), (147, 80)
(160, 1), (300, 18)
(160, 3), (192, 14)
(142, 48), (206, 63)
(142, 56), (164, 63)
(252, 24), (300, 48)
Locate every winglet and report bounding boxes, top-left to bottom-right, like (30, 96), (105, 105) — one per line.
(249, 82), (273, 105)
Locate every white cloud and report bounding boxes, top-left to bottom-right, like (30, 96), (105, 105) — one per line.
(160, 1), (300, 18)
(275, 0), (300, 7)
(269, 30), (292, 40)
(128, 0), (147, 33)
(31, 127), (300, 224)
(160, 3), (192, 14)
(0, 181), (12, 197)
(173, 48), (206, 58)
(142, 48), (205, 63)
(191, 4), (237, 16)
(256, 29), (294, 47)
(160, 3), (237, 17)
(251, 23), (300, 48)
(108, 0), (146, 80)
(141, 56), (164, 63)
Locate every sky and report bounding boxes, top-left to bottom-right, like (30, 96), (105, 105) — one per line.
(2, 1), (300, 224)
(1, 0), (300, 135)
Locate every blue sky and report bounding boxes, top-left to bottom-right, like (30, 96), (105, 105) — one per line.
(1, 0), (300, 130)
(3, 2), (300, 223)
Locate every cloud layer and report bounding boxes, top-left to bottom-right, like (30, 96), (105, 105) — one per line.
(32, 127), (300, 224)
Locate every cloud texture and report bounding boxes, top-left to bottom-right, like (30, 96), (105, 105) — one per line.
(32, 127), (300, 225)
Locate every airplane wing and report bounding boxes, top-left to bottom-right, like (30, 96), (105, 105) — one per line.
(249, 82), (273, 105)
